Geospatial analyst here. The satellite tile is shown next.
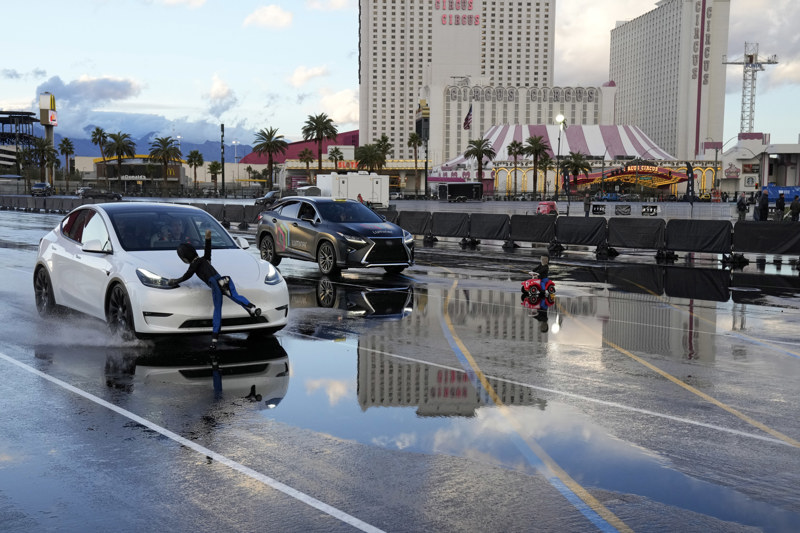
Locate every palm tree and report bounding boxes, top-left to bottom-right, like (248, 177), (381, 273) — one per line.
(536, 153), (554, 199)
(32, 137), (58, 184)
(207, 161), (222, 190)
(355, 144), (383, 173)
(375, 134), (393, 171)
(301, 113), (338, 177)
(253, 127), (288, 191)
(105, 132), (136, 189)
(327, 147), (343, 170)
(186, 150), (204, 191)
(561, 151), (592, 208)
(524, 135), (550, 200)
(298, 148), (315, 182)
(58, 137), (75, 193)
(463, 138), (496, 187)
(506, 140), (524, 198)
(90, 127), (108, 184)
(149, 136), (182, 192)
(407, 132), (423, 196)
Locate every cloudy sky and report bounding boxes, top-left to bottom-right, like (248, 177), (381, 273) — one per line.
(1, 0), (797, 150)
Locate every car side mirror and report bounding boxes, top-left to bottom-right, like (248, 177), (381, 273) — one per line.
(235, 236), (250, 250)
(82, 239), (112, 254)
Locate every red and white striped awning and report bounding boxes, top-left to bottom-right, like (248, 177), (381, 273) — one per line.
(440, 124), (674, 171)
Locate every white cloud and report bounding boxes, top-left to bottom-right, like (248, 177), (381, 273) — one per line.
(288, 66), (329, 88)
(205, 74), (238, 117)
(243, 5), (293, 28)
(160, 0), (206, 7)
(305, 378), (352, 405)
(319, 88), (359, 127)
(306, 0), (355, 10)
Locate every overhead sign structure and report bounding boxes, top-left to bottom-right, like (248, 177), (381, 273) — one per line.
(39, 93), (57, 126)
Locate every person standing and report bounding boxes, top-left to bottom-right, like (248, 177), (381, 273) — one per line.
(736, 192), (748, 222)
(790, 195), (800, 222)
(774, 192), (786, 221)
(758, 189), (769, 222)
(583, 193), (591, 218)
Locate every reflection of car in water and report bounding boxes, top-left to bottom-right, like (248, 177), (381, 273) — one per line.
(288, 275), (414, 319)
(105, 336), (290, 408)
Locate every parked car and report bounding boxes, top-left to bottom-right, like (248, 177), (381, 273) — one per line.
(79, 188), (122, 201)
(33, 202), (289, 340)
(75, 186), (92, 197)
(535, 201), (558, 215)
(254, 190), (281, 207)
(255, 196), (414, 276)
(389, 191), (404, 200)
(31, 182), (53, 197)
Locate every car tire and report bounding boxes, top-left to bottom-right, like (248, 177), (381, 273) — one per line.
(33, 267), (57, 317)
(259, 234), (282, 266)
(384, 266), (406, 275)
(317, 241), (340, 276)
(106, 284), (136, 341)
(316, 277), (336, 308)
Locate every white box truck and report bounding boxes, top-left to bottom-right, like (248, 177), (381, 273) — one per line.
(315, 172), (390, 206)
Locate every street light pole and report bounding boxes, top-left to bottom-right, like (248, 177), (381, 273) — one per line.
(555, 114), (567, 213)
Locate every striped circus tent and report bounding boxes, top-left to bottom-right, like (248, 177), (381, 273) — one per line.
(439, 124), (674, 171)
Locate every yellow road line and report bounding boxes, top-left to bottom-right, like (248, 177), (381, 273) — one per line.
(554, 296), (800, 449)
(443, 279), (633, 533)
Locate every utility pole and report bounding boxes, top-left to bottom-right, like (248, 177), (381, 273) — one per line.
(723, 42), (777, 133)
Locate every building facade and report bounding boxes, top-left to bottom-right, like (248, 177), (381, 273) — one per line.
(609, 0), (731, 160)
(359, 0), (555, 161)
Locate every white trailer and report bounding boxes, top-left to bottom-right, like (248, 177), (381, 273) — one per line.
(315, 172), (390, 206)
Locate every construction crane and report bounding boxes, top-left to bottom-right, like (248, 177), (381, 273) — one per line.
(723, 42), (778, 133)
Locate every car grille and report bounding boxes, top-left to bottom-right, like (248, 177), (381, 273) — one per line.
(365, 237), (409, 264)
(180, 316), (267, 329)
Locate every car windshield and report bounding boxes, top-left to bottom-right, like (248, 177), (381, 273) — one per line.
(316, 201), (384, 223)
(108, 209), (237, 252)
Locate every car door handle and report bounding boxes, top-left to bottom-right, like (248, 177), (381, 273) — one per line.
(272, 218), (278, 223)
(292, 222), (299, 227)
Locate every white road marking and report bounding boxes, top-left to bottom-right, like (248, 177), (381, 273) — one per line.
(0, 350), (385, 533)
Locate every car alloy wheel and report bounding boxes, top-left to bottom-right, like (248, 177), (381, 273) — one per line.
(33, 267), (56, 316)
(107, 284), (136, 340)
(317, 241), (339, 276)
(259, 234), (282, 266)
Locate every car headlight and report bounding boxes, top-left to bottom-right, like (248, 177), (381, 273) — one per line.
(264, 262), (283, 285)
(403, 230), (414, 244)
(337, 232), (367, 245)
(136, 268), (175, 289)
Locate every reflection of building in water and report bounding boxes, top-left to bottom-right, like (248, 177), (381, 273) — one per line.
(356, 348), (547, 417)
(600, 291), (717, 361)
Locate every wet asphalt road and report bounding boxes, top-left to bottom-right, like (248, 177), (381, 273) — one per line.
(1, 206), (800, 532)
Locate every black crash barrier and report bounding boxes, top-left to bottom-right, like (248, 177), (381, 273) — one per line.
(665, 219), (732, 254)
(374, 208), (399, 223)
(664, 266), (730, 302)
(397, 210), (431, 235)
(733, 221), (800, 255)
(224, 204), (246, 223)
(555, 217), (607, 246)
(509, 214), (556, 244)
(468, 213), (510, 240)
(205, 203), (225, 221)
(244, 205), (261, 223)
(189, 202), (207, 212)
(430, 212), (470, 239)
(608, 218), (666, 250)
